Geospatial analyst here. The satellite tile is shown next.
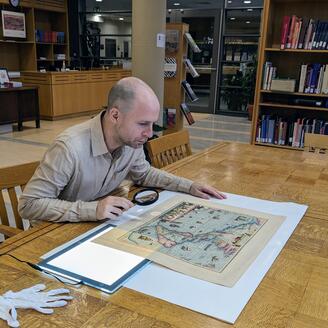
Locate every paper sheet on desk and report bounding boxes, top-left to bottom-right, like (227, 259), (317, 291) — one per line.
(123, 191), (308, 324)
(93, 195), (285, 287)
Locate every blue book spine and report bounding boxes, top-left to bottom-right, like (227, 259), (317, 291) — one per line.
(268, 119), (275, 143)
(309, 64), (321, 93)
(261, 115), (266, 142)
(304, 66), (313, 93)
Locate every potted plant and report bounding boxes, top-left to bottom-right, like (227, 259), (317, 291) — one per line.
(241, 59), (258, 121)
(221, 70), (245, 112)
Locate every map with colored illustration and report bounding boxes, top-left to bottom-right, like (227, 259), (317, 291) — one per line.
(119, 201), (268, 273)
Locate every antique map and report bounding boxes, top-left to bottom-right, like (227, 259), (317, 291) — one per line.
(121, 201), (267, 273)
(93, 195), (285, 287)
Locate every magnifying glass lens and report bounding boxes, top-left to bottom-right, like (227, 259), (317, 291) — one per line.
(133, 189), (159, 205)
(135, 190), (157, 203)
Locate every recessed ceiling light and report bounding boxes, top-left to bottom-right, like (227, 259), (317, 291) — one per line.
(228, 0), (232, 3)
(230, 17), (236, 20)
(173, 2), (180, 5)
(119, 17), (124, 21)
(246, 21), (251, 24)
(244, 0), (252, 3)
(91, 14), (104, 23)
(247, 8), (253, 11)
(96, 0), (102, 2)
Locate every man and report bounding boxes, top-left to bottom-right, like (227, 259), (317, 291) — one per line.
(19, 77), (226, 223)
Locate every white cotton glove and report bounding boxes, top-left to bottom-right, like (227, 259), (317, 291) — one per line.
(3, 284), (73, 315)
(0, 296), (19, 327)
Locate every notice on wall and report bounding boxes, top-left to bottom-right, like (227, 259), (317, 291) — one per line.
(156, 33), (166, 48)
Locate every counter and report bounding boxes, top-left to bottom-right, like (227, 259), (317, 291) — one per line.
(21, 69), (131, 119)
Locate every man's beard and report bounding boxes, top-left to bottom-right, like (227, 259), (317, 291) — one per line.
(119, 135), (147, 149)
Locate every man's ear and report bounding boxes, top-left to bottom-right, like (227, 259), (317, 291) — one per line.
(108, 107), (120, 122)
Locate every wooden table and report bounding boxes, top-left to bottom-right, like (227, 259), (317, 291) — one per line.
(0, 86), (40, 131)
(1, 142), (328, 328)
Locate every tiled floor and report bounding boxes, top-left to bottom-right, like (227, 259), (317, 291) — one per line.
(0, 113), (251, 168)
(186, 113), (251, 152)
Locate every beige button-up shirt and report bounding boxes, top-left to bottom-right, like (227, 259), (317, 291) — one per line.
(18, 111), (193, 223)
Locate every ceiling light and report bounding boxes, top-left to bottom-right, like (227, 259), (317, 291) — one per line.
(243, 1), (252, 3)
(228, 0), (232, 3)
(89, 14), (104, 23)
(119, 17), (124, 21)
(96, 0), (103, 2)
(246, 21), (251, 24)
(230, 17), (236, 20)
(173, 2), (180, 5)
(247, 8), (253, 11)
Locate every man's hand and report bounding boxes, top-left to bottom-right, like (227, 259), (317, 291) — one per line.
(190, 182), (227, 200)
(96, 196), (133, 221)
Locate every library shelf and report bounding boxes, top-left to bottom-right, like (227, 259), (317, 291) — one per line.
(259, 103), (328, 111)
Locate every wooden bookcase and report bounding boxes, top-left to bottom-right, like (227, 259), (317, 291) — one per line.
(0, 0), (69, 72)
(251, 0), (328, 150)
(164, 23), (189, 133)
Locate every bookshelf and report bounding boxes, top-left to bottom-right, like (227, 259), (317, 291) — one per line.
(0, 0), (69, 72)
(251, 0), (328, 150)
(163, 23), (189, 133)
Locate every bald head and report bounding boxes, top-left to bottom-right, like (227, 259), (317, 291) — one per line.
(107, 77), (159, 113)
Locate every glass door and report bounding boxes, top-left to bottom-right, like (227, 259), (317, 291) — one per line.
(217, 1), (263, 115)
(181, 10), (222, 114)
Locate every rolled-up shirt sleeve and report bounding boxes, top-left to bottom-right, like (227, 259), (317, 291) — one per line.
(18, 141), (98, 223)
(129, 148), (193, 193)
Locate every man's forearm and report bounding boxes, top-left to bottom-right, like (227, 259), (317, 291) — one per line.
(18, 195), (98, 223)
(140, 167), (193, 193)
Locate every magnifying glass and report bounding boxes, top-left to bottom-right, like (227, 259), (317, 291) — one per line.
(132, 188), (159, 206)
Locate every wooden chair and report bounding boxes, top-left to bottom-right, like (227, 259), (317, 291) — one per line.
(0, 161), (39, 238)
(304, 133), (328, 154)
(146, 129), (192, 168)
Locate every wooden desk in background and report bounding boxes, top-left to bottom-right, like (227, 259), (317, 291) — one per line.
(20, 69), (131, 120)
(0, 86), (40, 131)
(0, 142), (327, 327)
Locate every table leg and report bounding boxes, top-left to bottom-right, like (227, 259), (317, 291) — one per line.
(17, 92), (23, 131)
(34, 89), (40, 128)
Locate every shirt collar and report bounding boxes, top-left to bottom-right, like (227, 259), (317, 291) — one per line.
(90, 110), (125, 158)
(90, 110), (109, 157)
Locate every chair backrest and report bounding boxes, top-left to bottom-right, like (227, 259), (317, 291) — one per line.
(146, 129), (192, 168)
(304, 133), (328, 154)
(0, 161), (39, 237)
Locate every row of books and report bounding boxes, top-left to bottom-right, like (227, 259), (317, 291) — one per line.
(256, 116), (328, 148)
(280, 16), (328, 50)
(262, 62), (277, 90)
(298, 64), (328, 94)
(35, 30), (65, 44)
(54, 53), (66, 60)
(225, 49), (255, 62)
(263, 61), (328, 94)
(163, 104), (195, 128)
